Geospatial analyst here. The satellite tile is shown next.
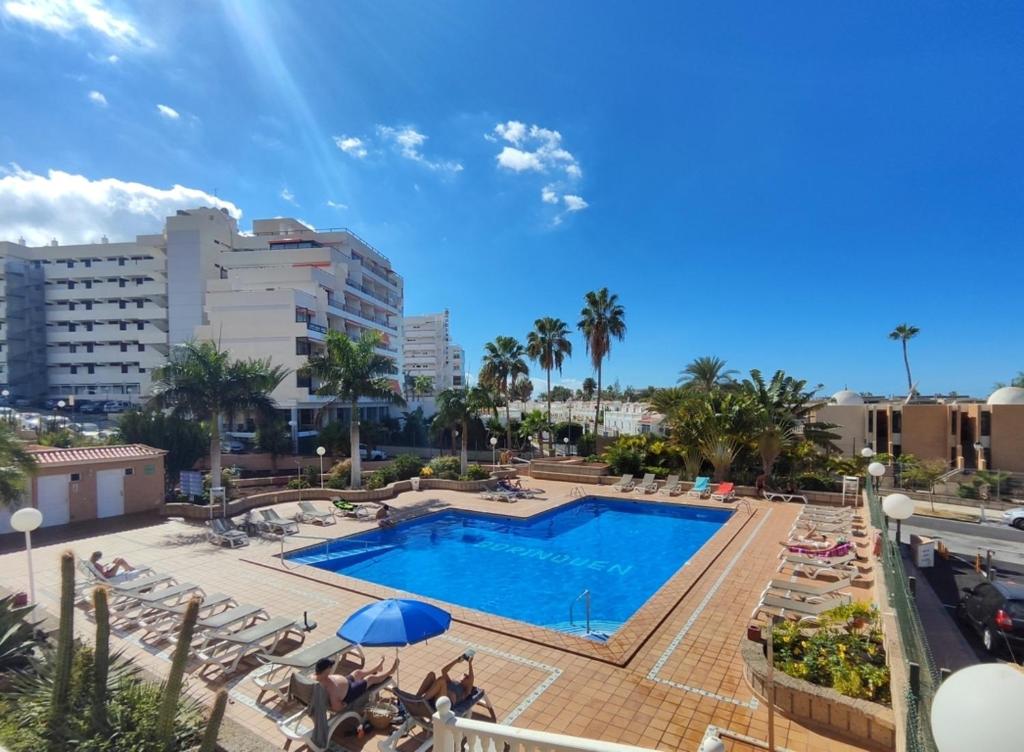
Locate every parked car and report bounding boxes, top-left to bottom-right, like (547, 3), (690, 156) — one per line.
(43, 398), (64, 410)
(77, 401), (105, 414)
(220, 438), (246, 453)
(18, 412), (41, 430)
(77, 422), (102, 438)
(956, 580), (1024, 655)
(102, 400), (131, 413)
(358, 444), (388, 461)
(1002, 507), (1024, 531)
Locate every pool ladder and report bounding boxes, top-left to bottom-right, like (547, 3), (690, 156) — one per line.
(569, 588), (591, 635)
(570, 486), (586, 498)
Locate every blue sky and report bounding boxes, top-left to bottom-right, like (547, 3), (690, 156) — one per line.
(1, 1), (1021, 398)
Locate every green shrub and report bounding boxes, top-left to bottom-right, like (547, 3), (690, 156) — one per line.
(584, 454), (601, 463)
(0, 594), (41, 672)
(772, 603), (890, 704)
(391, 454), (425, 480)
(602, 440), (645, 476)
(642, 465), (670, 479)
(428, 456), (461, 480)
(957, 482), (980, 499)
(286, 477), (310, 489)
(461, 464), (489, 481)
(576, 434), (596, 457)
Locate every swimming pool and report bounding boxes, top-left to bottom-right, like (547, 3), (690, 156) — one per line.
(287, 497), (730, 637)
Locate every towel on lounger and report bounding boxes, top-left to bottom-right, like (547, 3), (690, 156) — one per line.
(309, 682), (329, 749)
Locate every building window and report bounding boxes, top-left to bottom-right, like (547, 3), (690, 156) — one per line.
(138, 344), (144, 352)
(951, 411), (957, 435)
(121, 365), (129, 374)
(119, 279), (126, 288)
(68, 324), (76, 333)
(124, 467), (134, 476)
(867, 411), (874, 433)
(981, 411), (991, 437)
(70, 366), (77, 374)
(120, 344), (128, 352)
(85, 323), (92, 331)
(951, 447), (957, 463)
(70, 473), (81, 482)
(86, 344), (93, 353)
(143, 464), (155, 476)
(137, 322), (144, 330)
(139, 367), (146, 373)
(136, 300), (144, 309)
(67, 281), (76, 290)
(296, 373), (312, 389)
(119, 301), (126, 309)
(135, 278), (143, 285)
(892, 411), (902, 433)
(69, 302), (76, 311)
(69, 345), (77, 354)
(118, 258), (125, 266)
(85, 302), (92, 310)
(84, 259), (91, 268)
(84, 280), (92, 289)
(67, 260), (75, 268)
(87, 365), (95, 375)
(119, 322), (127, 331)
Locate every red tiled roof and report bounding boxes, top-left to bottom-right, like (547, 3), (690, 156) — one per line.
(29, 443), (166, 466)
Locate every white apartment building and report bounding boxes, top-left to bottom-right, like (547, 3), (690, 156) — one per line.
(502, 400), (666, 436)
(195, 217), (404, 447)
(0, 210), (405, 448)
(402, 310), (463, 394)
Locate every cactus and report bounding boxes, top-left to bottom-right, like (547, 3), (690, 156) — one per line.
(91, 586), (111, 733)
(198, 688), (228, 752)
(46, 550), (76, 749)
(157, 595), (200, 751)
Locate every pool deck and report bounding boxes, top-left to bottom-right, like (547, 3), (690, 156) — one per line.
(0, 479), (877, 752)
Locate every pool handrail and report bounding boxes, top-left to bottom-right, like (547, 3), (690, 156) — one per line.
(569, 588), (591, 635)
(278, 532), (377, 570)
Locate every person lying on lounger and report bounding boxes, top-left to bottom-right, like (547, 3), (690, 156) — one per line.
(90, 550), (135, 577)
(315, 655), (398, 712)
(419, 650), (476, 705)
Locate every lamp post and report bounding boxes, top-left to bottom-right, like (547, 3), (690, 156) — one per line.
(57, 400), (66, 432)
(973, 440), (985, 471)
(931, 663), (1024, 751)
(882, 492), (915, 545)
(11, 507), (43, 604)
(316, 445), (326, 488)
(868, 461), (885, 493)
(490, 436), (497, 468)
(860, 446), (875, 459)
(564, 436), (570, 457)
(296, 458), (303, 502)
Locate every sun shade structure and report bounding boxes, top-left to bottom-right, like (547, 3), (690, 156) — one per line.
(338, 598), (451, 647)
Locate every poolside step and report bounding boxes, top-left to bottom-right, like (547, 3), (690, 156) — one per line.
(292, 544), (395, 566)
(545, 619), (623, 642)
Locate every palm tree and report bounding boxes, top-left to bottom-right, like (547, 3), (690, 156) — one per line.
(577, 288), (626, 435)
(150, 340), (287, 488)
(888, 324), (920, 396)
(433, 388), (477, 474)
(526, 317), (573, 456)
(679, 356), (737, 392)
(479, 336), (529, 451)
(700, 431), (740, 482)
(302, 330), (405, 488)
(0, 424), (36, 511)
(581, 377), (597, 401)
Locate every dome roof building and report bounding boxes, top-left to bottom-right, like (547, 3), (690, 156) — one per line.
(987, 386), (1024, 406)
(830, 389), (865, 406)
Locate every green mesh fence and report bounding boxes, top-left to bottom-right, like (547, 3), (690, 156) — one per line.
(866, 484), (939, 752)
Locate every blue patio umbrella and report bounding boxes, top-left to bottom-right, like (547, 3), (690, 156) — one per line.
(339, 599), (451, 683)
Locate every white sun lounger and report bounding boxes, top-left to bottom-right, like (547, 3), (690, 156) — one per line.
(253, 635), (364, 702)
(208, 517), (249, 547)
(611, 474), (635, 492)
(192, 604), (270, 649)
(194, 616), (304, 677)
(260, 509), (299, 536)
(110, 582), (206, 622)
(752, 591), (852, 623)
(634, 473), (658, 494)
(298, 501), (336, 526)
(765, 576), (852, 598)
(662, 475), (683, 495)
(764, 491), (808, 504)
(136, 593), (236, 640)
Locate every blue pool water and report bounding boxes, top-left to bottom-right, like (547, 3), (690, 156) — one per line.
(287, 497), (730, 636)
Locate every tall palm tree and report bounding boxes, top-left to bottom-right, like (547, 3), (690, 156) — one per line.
(577, 288), (626, 435)
(679, 356), (737, 392)
(479, 336), (529, 451)
(433, 388), (474, 474)
(0, 424), (36, 511)
(888, 324), (920, 396)
(150, 340), (287, 488)
(581, 377), (597, 401)
(526, 317), (573, 456)
(302, 330), (405, 488)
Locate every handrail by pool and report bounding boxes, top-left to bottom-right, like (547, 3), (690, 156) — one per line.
(736, 499), (754, 516)
(569, 588), (591, 635)
(278, 532), (374, 570)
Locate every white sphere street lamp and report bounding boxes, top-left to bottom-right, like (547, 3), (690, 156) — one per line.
(316, 445), (326, 488)
(11, 507), (43, 604)
(564, 436), (570, 456)
(489, 436), (498, 467)
(882, 492), (915, 544)
(867, 460), (886, 494)
(860, 446), (875, 458)
(931, 663), (1024, 752)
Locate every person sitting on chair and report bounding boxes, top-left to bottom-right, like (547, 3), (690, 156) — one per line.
(376, 503), (395, 529)
(315, 655), (398, 712)
(90, 550), (134, 578)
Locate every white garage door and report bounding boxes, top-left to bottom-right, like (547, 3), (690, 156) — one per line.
(96, 469), (125, 518)
(37, 475), (71, 527)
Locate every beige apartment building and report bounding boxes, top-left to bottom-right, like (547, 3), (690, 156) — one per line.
(814, 387), (1024, 473)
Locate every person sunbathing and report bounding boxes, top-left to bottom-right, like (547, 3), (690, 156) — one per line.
(315, 655), (398, 712)
(419, 650), (476, 706)
(90, 551), (134, 578)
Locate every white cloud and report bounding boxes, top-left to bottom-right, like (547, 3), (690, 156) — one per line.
(155, 103), (179, 120)
(0, 165), (241, 246)
(376, 125), (463, 173)
(87, 89), (106, 106)
(491, 122), (580, 176)
(3, 0), (149, 47)
(326, 199), (348, 210)
(280, 187), (297, 206)
(106, 53), (118, 63)
(541, 185), (558, 204)
(563, 194), (588, 212)
(333, 135), (367, 159)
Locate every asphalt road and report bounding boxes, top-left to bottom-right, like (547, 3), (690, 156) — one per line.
(900, 515), (1024, 569)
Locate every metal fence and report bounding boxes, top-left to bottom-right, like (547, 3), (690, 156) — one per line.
(866, 484), (940, 752)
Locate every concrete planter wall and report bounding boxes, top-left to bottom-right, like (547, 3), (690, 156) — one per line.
(741, 640), (895, 752)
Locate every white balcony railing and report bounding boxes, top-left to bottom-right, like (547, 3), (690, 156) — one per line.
(431, 698), (657, 752)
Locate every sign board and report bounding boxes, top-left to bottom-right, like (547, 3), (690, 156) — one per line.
(180, 471), (203, 498)
(911, 534), (936, 568)
(842, 475), (861, 507)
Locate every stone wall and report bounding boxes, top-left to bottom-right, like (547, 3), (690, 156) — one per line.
(741, 639), (895, 751)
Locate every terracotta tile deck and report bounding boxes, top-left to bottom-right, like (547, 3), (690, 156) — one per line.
(0, 479), (877, 752)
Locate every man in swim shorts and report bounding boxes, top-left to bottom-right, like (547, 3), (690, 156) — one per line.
(419, 651), (476, 706)
(315, 654), (398, 712)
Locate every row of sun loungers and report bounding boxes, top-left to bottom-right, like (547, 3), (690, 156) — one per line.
(208, 502), (353, 547)
(610, 474), (736, 501)
(751, 504), (866, 624)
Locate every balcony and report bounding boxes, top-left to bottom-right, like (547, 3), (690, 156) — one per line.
(46, 303), (167, 322)
(48, 324), (169, 344)
(344, 278), (400, 311)
(360, 262), (401, 292)
(45, 280), (166, 301)
(43, 259), (164, 280)
(326, 295), (398, 333)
